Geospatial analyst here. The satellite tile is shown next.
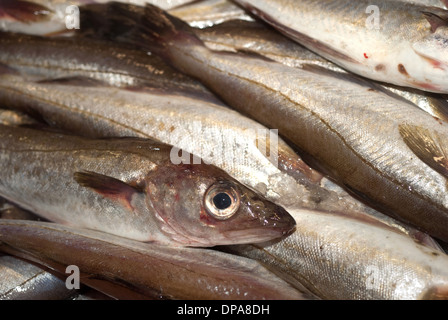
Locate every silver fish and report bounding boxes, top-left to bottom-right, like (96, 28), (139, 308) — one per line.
(95, 4), (448, 242)
(388, 0), (447, 8)
(194, 20), (448, 122)
(169, 0), (254, 28)
(234, 0), (448, 94)
(0, 71), (324, 207)
(0, 0), (197, 35)
(0, 72), (440, 250)
(0, 254), (77, 300)
(0, 219), (312, 300)
(0, 124), (296, 247)
(0, 31), (216, 101)
(222, 208), (448, 300)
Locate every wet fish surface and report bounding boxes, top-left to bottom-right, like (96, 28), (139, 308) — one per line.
(194, 19), (448, 122)
(0, 31), (217, 101)
(87, 3), (448, 242)
(0, 0), (197, 35)
(0, 219), (312, 300)
(169, 0), (254, 28)
(233, 0), (448, 93)
(0, 254), (77, 300)
(0, 124), (296, 247)
(222, 208), (448, 300)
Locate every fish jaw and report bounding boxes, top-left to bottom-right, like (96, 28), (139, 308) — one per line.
(144, 162), (296, 247)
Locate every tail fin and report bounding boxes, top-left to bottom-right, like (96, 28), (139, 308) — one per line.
(79, 2), (204, 58)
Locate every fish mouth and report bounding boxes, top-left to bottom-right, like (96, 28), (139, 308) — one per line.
(218, 228), (294, 246)
(219, 208), (297, 245)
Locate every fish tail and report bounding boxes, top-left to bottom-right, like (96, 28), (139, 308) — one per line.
(79, 2), (204, 62)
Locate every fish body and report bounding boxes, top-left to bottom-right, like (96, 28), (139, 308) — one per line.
(0, 124), (295, 247)
(223, 209), (448, 300)
(169, 0), (254, 28)
(234, 0), (448, 93)
(389, 0), (447, 8)
(100, 4), (448, 241)
(0, 219), (311, 300)
(0, 254), (77, 300)
(0, 31), (216, 100)
(0, 70), (324, 206)
(0, 72), (441, 249)
(0, 0), (196, 35)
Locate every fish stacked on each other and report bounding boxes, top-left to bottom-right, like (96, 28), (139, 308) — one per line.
(1, 0), (448, 300)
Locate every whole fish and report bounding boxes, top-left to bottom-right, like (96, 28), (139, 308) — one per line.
(222, 208), (448, 300)
(91, 3), (448, 242)
(0, 124), (296, 247)
(0, 219), (312, 300)
(0, 254), (77, 300)
(233, 0), (448, 94)
(195, 20), (448, 122)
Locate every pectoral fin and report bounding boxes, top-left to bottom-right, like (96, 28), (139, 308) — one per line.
(74, 171), (142, 211)
(399, 124), (448, 178)
(422, 10), (448, 33)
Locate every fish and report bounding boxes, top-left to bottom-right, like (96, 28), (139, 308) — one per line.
(0, 196), (42, 221)
(0, 219), (313, 300)
(0, 254), (78, 300)
(169, 0), (254, 28)
(233, 0), (448, 94)
(389, 0), (447, 8)
(194, 19), (448, 122)
(221, 208), (448, 300)
(0, 31), (217, 101)
(0, 72), (442, 250)
(88, 3), (448, 242)
(0, 69), (325, 207)
(0, 0), (197, 35)
(0, 124), (296, 247)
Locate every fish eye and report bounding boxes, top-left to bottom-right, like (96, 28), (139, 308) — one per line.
(204, 181), (240, 220)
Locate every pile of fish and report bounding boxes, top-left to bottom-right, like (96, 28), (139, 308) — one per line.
(1, 0), (448, 300)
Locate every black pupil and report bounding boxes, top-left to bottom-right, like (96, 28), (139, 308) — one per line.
(213, 193), (232, 210)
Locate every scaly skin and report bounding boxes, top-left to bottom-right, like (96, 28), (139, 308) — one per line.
(234, 0), (448, 93)
(224, 209), (448, 300)
(108, 4), (448, 241)
(0, 124), (295, 246)
(0, 219), (311, 300)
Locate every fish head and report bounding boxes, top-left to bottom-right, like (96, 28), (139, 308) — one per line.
(145, 162), (296, 247)
(414, 26), (448, 68)
(411, 11), (448, 91)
